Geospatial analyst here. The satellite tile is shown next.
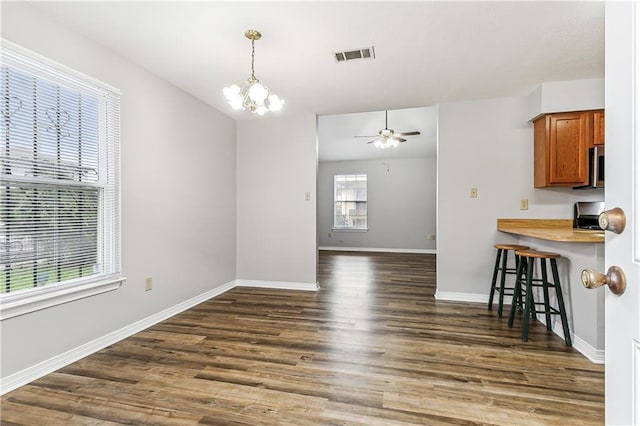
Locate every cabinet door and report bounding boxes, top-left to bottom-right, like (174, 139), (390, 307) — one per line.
(548, 112), (589, 185)
(593, 110), (605, 146)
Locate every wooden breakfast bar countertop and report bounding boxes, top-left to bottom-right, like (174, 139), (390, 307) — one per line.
(497, 218), (605, 243)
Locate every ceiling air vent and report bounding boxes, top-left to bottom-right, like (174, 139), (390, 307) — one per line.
(334, 46), (375, 63)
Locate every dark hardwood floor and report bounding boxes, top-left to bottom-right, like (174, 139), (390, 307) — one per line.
(1, 251), (604, 425)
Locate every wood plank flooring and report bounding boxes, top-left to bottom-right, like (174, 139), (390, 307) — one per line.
(1, 251), (604, 425)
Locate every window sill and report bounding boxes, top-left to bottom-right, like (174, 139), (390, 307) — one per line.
(0, 275), (125, 320)
(332, 228), (369, 232)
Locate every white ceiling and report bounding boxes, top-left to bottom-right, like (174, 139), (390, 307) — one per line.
(30, 1), (604, 120)
(27, 2), (603, 162)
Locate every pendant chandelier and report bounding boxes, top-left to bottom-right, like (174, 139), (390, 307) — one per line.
(223, 29), (284, 115)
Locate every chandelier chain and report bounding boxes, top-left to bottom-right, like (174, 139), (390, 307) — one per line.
(251, 39), (256, 80)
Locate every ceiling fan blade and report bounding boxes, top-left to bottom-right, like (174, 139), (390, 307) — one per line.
(391, 136), (407, 143)
(397, 131), (421, 136)
(366, 139), (378, 144)
(354, 135), (378, 138)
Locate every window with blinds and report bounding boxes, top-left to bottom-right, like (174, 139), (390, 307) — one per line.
(0, 40), (121, 316)
(333, 174), (367, 229)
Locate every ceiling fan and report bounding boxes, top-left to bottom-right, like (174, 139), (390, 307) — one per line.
(354, 110), (421, 149)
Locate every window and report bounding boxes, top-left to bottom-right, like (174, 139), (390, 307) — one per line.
(333, 174), (367, 230)
(0, 40), (122, 319)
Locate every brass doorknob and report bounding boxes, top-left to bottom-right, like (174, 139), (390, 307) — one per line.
(599, 207), (626, 234)
(581, 266), (626, 295)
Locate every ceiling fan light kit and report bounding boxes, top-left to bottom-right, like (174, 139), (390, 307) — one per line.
(355, 110), (421, 149)
(223, 29), (284, 115)
(373, 137), (400, 149)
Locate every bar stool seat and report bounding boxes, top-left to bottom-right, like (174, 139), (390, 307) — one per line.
(494, 244), (530, 251)
(508, 249), (572, 346)
(514, 249), (560, 259)
(488, 244), (530, 317)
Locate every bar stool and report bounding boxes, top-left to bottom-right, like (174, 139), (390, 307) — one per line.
(488, 244), (530, 317)
(507, 249), (572, 346)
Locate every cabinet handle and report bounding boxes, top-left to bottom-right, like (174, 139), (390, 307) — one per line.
(581, 266), (626, 295)
(599, 207), (626, 234)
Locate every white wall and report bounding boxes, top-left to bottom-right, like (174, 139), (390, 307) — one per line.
(318, 158), (436, 250)
(1, 3), (237, 378)
(236, 115), (317, 284)
(437, 95), (604, 299)
(527, 78), (604, 121)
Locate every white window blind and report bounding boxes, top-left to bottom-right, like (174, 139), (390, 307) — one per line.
(0, 40), (122, 318)
(334, 174), (367, 229)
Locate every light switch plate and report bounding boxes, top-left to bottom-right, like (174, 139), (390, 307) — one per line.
(470, 187), (478, 198)
(520, 198), (529, 210)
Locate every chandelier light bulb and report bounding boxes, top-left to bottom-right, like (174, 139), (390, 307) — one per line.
(268, 94), (284, 111)
(223, 84), (241, 101)
(248, 82), (268, 102)
(229, 98), (244, 110)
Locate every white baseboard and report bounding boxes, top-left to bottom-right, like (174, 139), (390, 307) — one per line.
(319, 246), (436, 254)
(434, 290), (488, 304)
(536, 317), (605, 364)
(0, 280), (236, 395)
(435, 291), (515, 306)
(235, 279), (319, 291)
(572, 334), (604, 364)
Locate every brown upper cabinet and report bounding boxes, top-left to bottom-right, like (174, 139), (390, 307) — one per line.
(533, 109), (604, 188)
(592, 110), (605, 146)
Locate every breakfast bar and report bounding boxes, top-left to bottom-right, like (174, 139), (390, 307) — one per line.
(497, 218), (605, 362)
(497, 218), (605, 243)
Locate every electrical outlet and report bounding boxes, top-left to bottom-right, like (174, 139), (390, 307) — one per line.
(145, 277), (153, 291)
(520, 198), (529, 210)
(470, 187), (478, 198)
(427, 234), (436, 240)
(305, 192), (311, 201)
(328, 233), (331, 238)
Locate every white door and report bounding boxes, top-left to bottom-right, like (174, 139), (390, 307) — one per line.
(604, 2), (640, 424)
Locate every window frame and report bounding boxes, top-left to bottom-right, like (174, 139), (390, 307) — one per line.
(0, 39), (124, 320)
(332, 173), (368, 231)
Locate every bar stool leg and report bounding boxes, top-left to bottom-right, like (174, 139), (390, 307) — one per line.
(508, 256), (526, 328)
(551, 259), (572, 346)
(526, 257), (537, 322)
(540, 258), (553, 330)
(515, 254), (526, 312)
(488, 249), (502, 310)
(521, 257), (535, 342)
(497, 249), (509, 317)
